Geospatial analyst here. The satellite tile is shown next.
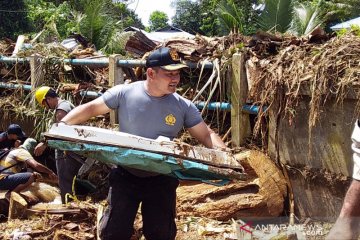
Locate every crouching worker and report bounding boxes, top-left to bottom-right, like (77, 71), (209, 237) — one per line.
(0, 138), (58, 198)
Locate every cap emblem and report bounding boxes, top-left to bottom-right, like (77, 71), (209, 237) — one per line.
(169, 49), (180, 61)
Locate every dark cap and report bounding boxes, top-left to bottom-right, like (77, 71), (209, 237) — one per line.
(146, 47), (187, 71)
(7, 124), (25, 138)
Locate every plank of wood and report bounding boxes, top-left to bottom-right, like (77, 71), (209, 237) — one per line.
(109, 54), (124, 126)
(231, 53), (251, 146)
(9, 192), (28, 219)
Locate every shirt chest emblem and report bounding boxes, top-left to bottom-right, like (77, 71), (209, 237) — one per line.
(165, 114), (176, 126)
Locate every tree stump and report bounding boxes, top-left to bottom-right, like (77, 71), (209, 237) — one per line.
(176, 150), (287, 220)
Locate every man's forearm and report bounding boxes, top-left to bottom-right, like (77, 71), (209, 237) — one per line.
(339, 179), (360, 218)
(62, 98), (110, 125)
(326, 179), (360, 240)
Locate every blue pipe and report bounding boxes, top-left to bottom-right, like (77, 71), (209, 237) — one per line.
(195, 102), (231, 111)
(0, 56), (28, 64)
(63, 58), (109, 67)
(242, 105), (266, 115)
(195, 101), (264, 114)
(79, 90), (102, 98)
(1, 56), (214, 69)
(118, 59), (145, 67)
(0, 82), (32, 90)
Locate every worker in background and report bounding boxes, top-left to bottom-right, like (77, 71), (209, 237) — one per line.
(60, 47), (227, 240)
(326, 120), (360, 239)
(0, 124), (26, 151)
(34, 86), (83, 203)
(0, 138), (57, 198)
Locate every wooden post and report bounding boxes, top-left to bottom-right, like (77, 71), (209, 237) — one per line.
(231, 53), (251, 147)
(109, 55), (125, 126)
(9, 192), (28, 219)
(30, 54), (44, 108)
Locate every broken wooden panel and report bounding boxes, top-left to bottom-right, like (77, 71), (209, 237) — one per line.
(46, 140), (246, 182)
(176, 150), (287, 220)
(44, 124), (244, 170)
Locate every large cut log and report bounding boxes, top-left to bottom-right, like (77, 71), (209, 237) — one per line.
(176, 150), (287, 220)
(125, 31), (157, 58)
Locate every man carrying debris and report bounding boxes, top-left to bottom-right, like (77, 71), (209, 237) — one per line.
(0, 138), (57, 197)
(34, 86), (83, 203)
(60, 47), (227, 240)
(0, 124), (27, 151)
(326, 120), (360, 239)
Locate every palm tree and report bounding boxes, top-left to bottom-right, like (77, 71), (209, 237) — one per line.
(289, 1), (327, 36)
(79, 0), (119, 50)
(256, 0), (338, 36)
(257, 0), (293, 33)
(217, 0), (244, 34)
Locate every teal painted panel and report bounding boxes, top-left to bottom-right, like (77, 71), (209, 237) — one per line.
(48, 140), (233, 184)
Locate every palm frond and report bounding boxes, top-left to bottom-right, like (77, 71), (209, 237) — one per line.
(290, 2), (325, 36)
(217, 0), (244, 34)
(257, 0), (293, 33)
(79, 0), (118, 50)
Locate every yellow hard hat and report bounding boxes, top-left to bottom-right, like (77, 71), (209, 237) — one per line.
(35, 86), (51, 106)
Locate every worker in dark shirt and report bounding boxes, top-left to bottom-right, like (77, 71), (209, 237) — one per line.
(0, 124), (26, 151)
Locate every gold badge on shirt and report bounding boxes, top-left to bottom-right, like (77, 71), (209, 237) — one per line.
(165, 114), (176, 126)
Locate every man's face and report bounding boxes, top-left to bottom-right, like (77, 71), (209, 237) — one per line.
(43, 97), (55, 110)
(7, 133), (18, 140)
(150, 67), (181, 95)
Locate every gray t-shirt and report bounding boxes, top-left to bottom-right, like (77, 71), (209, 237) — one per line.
(102, 81), (202, 140)
(55, 100), (75, 160)
(56, 100), (75, 114)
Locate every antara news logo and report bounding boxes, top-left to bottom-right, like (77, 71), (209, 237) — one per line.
(238, 221), (324, 238)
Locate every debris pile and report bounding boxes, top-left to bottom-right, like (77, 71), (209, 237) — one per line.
(246, 32), (360, 134)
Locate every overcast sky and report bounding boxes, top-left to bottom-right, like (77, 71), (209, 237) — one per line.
(127, 0), (175, 26)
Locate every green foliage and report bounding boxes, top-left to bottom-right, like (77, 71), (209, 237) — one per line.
(336, 28), (348, 37)
(351, 24), (360, 36)
(292, 0), (360, 31)
(26, 1), (74, 40)
(112, 2), (144, 30)
(77, 0), (113, 49)
(336, 25), (360, 37)
(102, 31), (133, 55)
(148, 11), (169, 31)
(0, 0), (32, 40)
(290, 1), (325, 36)
(257, 0), (294, 33)
(217, 0), (244, 34)
(1, 0), (143, 55)
(171, 0), (203, 34)
(316, 0), (360, 25)
(198, 0), (220, 36)
(171, 0), (257, 36)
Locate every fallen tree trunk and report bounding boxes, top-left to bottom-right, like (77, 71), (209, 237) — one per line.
(176, 150), (287, 220)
